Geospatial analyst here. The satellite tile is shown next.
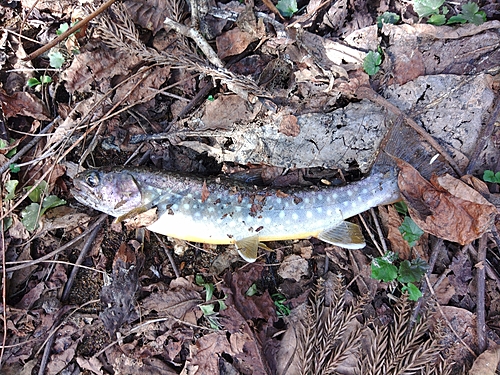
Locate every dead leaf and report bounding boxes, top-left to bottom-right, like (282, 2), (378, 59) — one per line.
(124, 207), (158, 230)
(279, 114), (300, 137)
(201, 180), (209, 203)
(216, 28), (258, 60)
(0, 89), (50, 120)
(469, 344), (500, 375)
(378, 205), (411, 259)
(278, 254), (310, 281)
(396, 158), (497, 245)
(125, 0), (173, 35)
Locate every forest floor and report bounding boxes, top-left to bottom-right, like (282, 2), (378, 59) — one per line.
(1, 0), (500, 374)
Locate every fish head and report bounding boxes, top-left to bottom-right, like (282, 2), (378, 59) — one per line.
(72, 168), (143, 217)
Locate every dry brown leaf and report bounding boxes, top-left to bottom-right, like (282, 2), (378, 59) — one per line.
(279, 114), (300, 137)
(469, 344), (500, 375)
(125, 0), (173, 34)
(0, 89), (50, 120)
(378, 205), (411, 259)
(216, 27), (258, 60)
(396, 158), (497, 245)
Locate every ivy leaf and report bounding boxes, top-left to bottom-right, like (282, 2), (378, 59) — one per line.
(246, 283), (258, 296)
(5, 180), (18, 200)
(40, 195), (66, 216)
(26, 181), (48, 203)
(371, 252), (398, 282)
(428, 13), (446, 25)
(483, 170), (500, 183)
(402, 282), (423, 301)
(394, 201), (408, 215)
(399, 216), (424, 247)
(448, 2), (486, 25)
(199, 304), (215, 316)
(48, 50), (65, 69)
(276, 0), (298, 18)
(413, 0), (445, 18)
(21, 203), (41, 232)
(397, 258), (428, 283)
(376, 12), (400, 28)
(363, 50), (382, 76)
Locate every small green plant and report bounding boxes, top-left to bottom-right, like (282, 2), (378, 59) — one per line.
(363, 49), (382, 76)
(27, 75), (52, 88)
(272, 293), (291, 317)
(376, 12), (400, 28)
(399, 216), (424, 247)
(371, 251), (428, 301)
(48, 49), (65, 69)
(0, 138), (17, 158)
(276, 0), (298, 18)
(20, 181), (66, 232)
(196, 275), (226, 329)
(413, 0), (486, 26)
(483, 170), (500, 184)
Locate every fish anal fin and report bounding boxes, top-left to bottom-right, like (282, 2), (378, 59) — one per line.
(318, 221), (366, 249)
(235, 235), (260, 263)
(115, 206), (150, 223)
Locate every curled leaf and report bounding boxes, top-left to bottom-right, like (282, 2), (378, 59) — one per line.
(396, 158), (497, 245)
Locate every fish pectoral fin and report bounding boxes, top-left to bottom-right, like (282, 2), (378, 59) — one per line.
(318, 221), (366, 249)
(235, 235), (260, 263)
(114, 206), (150, 223)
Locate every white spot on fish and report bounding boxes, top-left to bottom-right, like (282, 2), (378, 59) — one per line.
(358, 196), (363, 201)
(304, 197), (310, 204)
(327, 209), (332, 216)
(332, 193), (338, 199)
(229, 221), (236, 228)
(306, 211), (313, 219)
(183, 203), (190, 210)
(279, 211), (285, 219)
(264, 218), (271, 224)
(276, 198), (282, 204)
(362, 189), (368, 194)
(247, 203), (253, 209)
(343, 201), (349, 207)
(292, 213), (299, 220)
(208, 207), (215, 213)
(235, 206), (242, 212)
(347, 190), (353, 196)
(187, 193), (193, 199)
(172, 204), (179, 210)
(194, 212), (201, 217)
(351, 201), (357, 207)
(317, 194), (323, 201)
(316, 207), (322, 213)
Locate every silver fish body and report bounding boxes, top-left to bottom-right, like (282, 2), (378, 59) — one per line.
(72, 166), (401, 261)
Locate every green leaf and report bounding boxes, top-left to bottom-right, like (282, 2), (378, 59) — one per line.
(195, 274), (205, 285)
(204, 282), (215, 302)
(394, 201), (408, 215)
(276, 0), (298, 18)
(363, 50), (382, 76)
(21, 202), (41, 231)
(40, 75), (52, 84)
(402, 282), (423, 301)
(5, 180), (18, 200)
(413, 0), (445, 18)
(0, 139), (7, 149)
(9, 164), (20, 173)
(3, 217), (13, 231)
(57, 22), (70, 35)
(27, 77), (41, 87)
(25, 181), (48, 203)
(397, 258), (428, 283)
(399, 216), (424, 247)
(377, 12), (400, 28)
(246, 283), (258, 296)
(218, 299), (227, 311)
(199, 304), (215, 316)
(48, 50), (65, 69)
(428, 13), (447, 25)
(40, 195), (66, 216)
(483, 170), (500, 183)
(371, 252), (399, 282)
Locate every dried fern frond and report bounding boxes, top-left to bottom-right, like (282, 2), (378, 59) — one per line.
(360, 296), (450, 375)
(296, 273), (365, 375)
(93, 4), (267, 100)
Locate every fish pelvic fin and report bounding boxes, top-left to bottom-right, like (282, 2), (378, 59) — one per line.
(235, 235), (260, 263)
(318, 221), (366, 249)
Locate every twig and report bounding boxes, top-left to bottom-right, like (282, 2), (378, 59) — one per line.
(409, 237), (443, 331)
(23, 0), (118, 61)
(61, 215), (105, 302)
(0, 198), (6, 371)
(358, 213), (384, 257)
(154, 233), (180, 279)
(424, 273), (477, 357)
(2, 215), (107, 273)
(476, 234), (487, 353)
(0, 119), (58, 175)
(356, 86), (463, 175)
(369, 208), (388, 254)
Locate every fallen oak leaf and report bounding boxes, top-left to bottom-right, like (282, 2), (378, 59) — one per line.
(395, 158), (497, 245)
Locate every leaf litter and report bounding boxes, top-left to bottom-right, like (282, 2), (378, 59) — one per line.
(1, 0), (500, 374)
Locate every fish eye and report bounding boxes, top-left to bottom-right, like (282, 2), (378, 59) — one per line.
(85, 171), (100, 187)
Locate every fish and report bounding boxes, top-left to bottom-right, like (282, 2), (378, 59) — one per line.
(71, 164), (401, 262)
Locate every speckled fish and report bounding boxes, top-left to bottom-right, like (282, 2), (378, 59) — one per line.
(71, 165), (401, 262)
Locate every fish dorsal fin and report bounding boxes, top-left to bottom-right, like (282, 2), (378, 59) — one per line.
(235, 235), (260, 263)
(318, 221), (366, 249)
